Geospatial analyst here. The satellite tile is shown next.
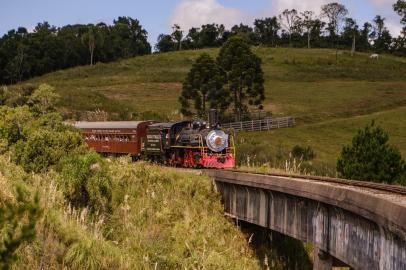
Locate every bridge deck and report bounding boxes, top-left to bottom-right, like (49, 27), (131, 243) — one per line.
(204, 170), (406, 270)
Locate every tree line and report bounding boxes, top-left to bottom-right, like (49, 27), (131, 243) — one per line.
(157, 1), (406, 57)
(0, 16), (151, 85)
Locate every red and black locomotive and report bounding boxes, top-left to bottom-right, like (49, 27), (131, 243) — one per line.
(74, 109), (235, 169)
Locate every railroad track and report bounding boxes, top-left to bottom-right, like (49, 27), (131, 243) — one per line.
(174, 167), (406, 195)
(216, 170), (406, 196)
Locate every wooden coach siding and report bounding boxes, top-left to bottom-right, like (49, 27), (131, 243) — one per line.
(222, 117), (295, 132)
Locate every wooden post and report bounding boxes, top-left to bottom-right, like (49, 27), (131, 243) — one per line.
(251, 120), (254, 131)
(266, 118), (270, 130)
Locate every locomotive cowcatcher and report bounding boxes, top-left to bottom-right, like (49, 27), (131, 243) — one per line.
(74, 109), (235, 169)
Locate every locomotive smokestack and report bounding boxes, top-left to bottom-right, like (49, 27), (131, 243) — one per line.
(208, 109), (218, 128)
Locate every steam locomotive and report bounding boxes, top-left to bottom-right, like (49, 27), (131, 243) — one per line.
(74, 109), (235, 169)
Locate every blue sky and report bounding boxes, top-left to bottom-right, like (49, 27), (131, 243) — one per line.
(0, 0), (403, 46)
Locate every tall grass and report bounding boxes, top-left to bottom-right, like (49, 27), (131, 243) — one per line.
(1, 155), (260, 269)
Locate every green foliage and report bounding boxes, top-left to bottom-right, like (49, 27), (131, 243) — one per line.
(12, 128), (83, 173)
(28, 84), (60, 115)
(81, 26), (104, 66)
(217, 37), (265, 119)
(0, 17), (151, 84)
(394, 0), (406, 25)
(0, 106), (33, 147)
(180, 53), (229, 117)
(337, 122), (406, 184)
(291, 145), (315, 161)
(155, 34), (176, 52)
(0, 187), (41, 270)
(57, 152), (113, 212)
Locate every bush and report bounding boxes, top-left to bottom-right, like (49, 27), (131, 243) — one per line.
(291, 145), (315, 161)
(337, 122), (406, 184)
(58, 152), (113, 212)
(12, 129), (84, 173)
(28, 84), (60, 115)
(0, 106), (33, 147)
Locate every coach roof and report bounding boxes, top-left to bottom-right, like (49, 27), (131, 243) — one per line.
(74, 121), (148, 129)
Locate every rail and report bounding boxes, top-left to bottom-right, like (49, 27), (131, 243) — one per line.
(222, 170), (406, 195)
(221, 116), (295, 132)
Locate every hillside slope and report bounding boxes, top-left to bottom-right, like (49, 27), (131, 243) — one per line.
(9, 47), (406, 170)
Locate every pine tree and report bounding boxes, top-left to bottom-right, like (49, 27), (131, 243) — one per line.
(337, 122), (406, 184)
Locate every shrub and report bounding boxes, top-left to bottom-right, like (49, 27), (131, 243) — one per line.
(28, 84), (60, 115)
(291, 145), (315, 161)
(337, 122), (406, 184)
(0, 106), (33, 147)
(12, 129), (84, 173)
(58, 152), (113, 212)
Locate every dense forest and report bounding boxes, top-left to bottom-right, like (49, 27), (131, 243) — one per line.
(0, 16), (151, 84)
(1, 1), (405, 85)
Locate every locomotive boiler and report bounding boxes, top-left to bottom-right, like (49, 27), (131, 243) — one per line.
(143, 109), (235, 168)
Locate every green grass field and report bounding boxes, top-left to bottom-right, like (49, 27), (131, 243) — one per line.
(9, 47), (406, 172)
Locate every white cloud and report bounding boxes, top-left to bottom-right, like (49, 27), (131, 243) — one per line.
(270, 0), (329, 15)
(169, 0), (403, 36)
(169, 0), (250, 31)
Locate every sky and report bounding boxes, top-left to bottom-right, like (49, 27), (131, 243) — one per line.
(0, 0), (403, 47)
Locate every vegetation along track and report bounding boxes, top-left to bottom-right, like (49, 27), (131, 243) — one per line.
(206, 169), (406, 196)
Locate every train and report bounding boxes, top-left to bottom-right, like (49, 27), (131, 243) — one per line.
(73, 109), (236, 169)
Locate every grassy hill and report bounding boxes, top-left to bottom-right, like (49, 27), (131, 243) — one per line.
(9, 47), (406, 172)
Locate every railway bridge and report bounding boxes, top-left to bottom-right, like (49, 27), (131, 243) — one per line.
(205, 170), (406, 270)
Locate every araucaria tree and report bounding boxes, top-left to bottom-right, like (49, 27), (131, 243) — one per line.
(337, 122), (406, 185)
(217, 36), (265, 121)
(179, 53), (228, 117)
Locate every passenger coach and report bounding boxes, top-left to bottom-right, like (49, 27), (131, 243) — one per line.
(74, 121), (156, 158)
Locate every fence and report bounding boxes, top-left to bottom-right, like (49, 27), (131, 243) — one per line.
(222, 116), (295, 132)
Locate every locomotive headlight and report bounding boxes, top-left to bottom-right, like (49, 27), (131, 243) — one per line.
(206, 130), (228, 152)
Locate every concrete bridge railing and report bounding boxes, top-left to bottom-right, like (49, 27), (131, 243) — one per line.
(205, 170), (406, 270)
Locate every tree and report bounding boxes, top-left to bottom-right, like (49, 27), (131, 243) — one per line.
(217, 37), (265, 121)
(179, 53), (228, 117)
(321, 2), (348, 60)
(300, 11), (317, 48)
(231, 24), (256, 43)
(254, 17), (280, 46)
(394, 0), (406, 25)
(372, 16), (392, 52)
(358, 22), (373, 51)
(155, 34), (176, 52)
(28, 84), (60, 115)
(81, 26), (104, 66)
(342, 18), (359, 55)
(321, 2), (348, 39)
(337, 122), (406, 184)
(171, 24), (183, 50)
(278, 9), (299, 47)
